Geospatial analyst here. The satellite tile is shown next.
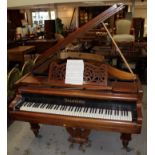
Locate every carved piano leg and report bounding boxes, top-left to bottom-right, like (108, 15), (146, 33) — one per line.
(30, 123), (40, 137)
(120, 133), (131, 150)
(66, 127), (91, 145)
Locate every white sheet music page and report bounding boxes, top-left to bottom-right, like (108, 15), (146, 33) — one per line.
(65, 59), (84, 85)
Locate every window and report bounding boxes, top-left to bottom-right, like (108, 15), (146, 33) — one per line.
(32, 11), (49, 27)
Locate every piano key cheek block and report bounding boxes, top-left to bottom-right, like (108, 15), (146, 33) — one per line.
(9, 3), (143, 150)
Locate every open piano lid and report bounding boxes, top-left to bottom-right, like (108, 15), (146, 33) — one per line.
(17, 3), (141, 92)
(32, 3), (125, 76)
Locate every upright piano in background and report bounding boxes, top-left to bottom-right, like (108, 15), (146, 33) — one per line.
(9, 4), (143, 150)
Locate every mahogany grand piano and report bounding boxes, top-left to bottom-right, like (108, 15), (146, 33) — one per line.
(9, 4), (143, 150)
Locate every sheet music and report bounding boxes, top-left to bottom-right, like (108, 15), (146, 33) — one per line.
(65, 59), (84, 85)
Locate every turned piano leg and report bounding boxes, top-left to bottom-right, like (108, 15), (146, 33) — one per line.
(66, 127), (91, 145)
(30, 123), (40, 137)
(120, 133), (131, 150)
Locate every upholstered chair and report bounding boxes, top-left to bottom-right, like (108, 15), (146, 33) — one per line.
(113, 19), (135, 52)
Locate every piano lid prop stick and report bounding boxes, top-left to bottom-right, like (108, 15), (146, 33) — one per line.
(101, 22), (136, 80)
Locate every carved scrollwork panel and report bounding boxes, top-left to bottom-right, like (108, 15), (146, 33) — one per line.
(84, 62), (107, 85)
(49, 62), (66, 81)
(48, 61), (107, 86)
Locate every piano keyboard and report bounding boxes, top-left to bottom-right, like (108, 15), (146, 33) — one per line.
(18, 102), (132, 122)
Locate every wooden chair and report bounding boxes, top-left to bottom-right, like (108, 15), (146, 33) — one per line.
(21, 60), (34, 76)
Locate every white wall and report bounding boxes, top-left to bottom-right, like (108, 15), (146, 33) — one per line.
(134, 7), (147, 23)
(134, 6), (147, 36)
(57, 6), (77, 29)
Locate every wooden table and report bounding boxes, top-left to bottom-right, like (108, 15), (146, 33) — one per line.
(25, 39), (57, 54)
(8, 45), (35, 65)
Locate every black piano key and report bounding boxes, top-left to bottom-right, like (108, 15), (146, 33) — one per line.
(90, 108), (92, 113)
(41, 104), (46, 108)
(59, 105), (63, 110)
(110, 109), (112, 115)
(105, 109), (107, 114)
(26, 102), (31, 107)
(83, 107), (86, 112)
(56, 105), (60, 110)
(53, 105), (56, 109)
(43, 104), (47, 108)
(36, 104), (41, 108)
(74, 107), (77, 112)
(25, 102), (29, 107)
(77, 107), (80, 112)
(70, 106), (73, 111)
(68, 106), (72, 111)
(26, 103), (30, 107)
(99, 108), (102, 114)
(54, 105), (58, 109)
(46, 104), (50, 109)
(33, 103), (38, 108)
(107, 109), (109, 115)
(88, 108), (91, 113)
(49, 105), (54, 109)
(23, 102), (28, 106)
(60, 105), (63, 110)
(117, 109), (119, 116)
(30, 102), (34, 107)
(46, 105), (50, 109)
(85, 107), (88, 113)
(64, 106), (67, 110)
(39, 104), (43, 108)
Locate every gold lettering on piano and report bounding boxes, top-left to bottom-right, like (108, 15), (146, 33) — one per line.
(64, 98), (85, 104)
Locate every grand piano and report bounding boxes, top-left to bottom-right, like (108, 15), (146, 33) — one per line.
(9, 4), (143, 150)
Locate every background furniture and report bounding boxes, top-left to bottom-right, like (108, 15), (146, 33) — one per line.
(44, 20), (56, 39)
(112, 19), (135, 52)
(132, 17), (145, 42)
(24, 39), (57, 54)
(113, 19), (135, 43)
(8, 45), (36, 66)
